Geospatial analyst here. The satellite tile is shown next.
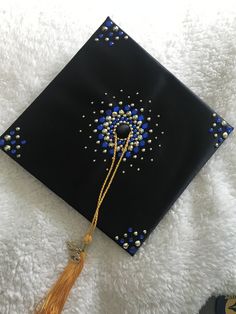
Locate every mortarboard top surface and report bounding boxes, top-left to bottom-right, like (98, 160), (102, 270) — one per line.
(0, 17), (233, 255)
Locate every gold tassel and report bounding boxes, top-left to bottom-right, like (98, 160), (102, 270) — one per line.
(35, 132), (131, 314)
(35, 251), (85, 314)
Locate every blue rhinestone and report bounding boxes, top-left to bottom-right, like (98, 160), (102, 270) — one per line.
(143, 132), (148, 139)
(227, 126), (233, 133)
(140, 140), (145, 147)
(133, 129), (137, 133)
(208, 128), (214, 133)
(99, 117), (106, 123)
(119, 238), (125, 244)
(128, 227), (133, 233)
(10, 140), (16, 145)
(113, 106), (119, 112)
(105, 20), (113, 27)
(10, 130), (15, 136)
(121, 117), (125, 121)
(133, 147), (139, 153)
(139, 234), (144, 240)
(118, 140), (123, 145)
(128, 246), (137, 255)
(98, 134), (104, 140)
(131, 109), (138, 115)
(142, 123), (148, 129)
(218, 137), (223, 143)
(106, 109), (112, 115)
(102, 142), (108, 148)
(118, 31), (124, 36)
(128, 237), (133, 243)
(218, 127), (222, 132)
(108, 32), (113, 37)
(109, 41), (114, 47)
(11, 149), (16, 154)
(0, 139), (5, 146)
(21, 140), (27, 145)
(124, 105), (130, 111)
(125, 151), (131, 158)
(98, 33), (104, 39)
(138, 115), (144, 121)
(109, 149), (114, 155)
(131, 137), (136, 141)
(216, 117), (221, 123)
(97, 124), (103, 131)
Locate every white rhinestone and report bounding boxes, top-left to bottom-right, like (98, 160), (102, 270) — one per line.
(222, 120), (227, 126)
(4, 135), (11, 141)
(124, 35), (128, 40)
(133, 231), (138, 236)
(4, 145), (11, 151)
(15, 127), (20, 131)
(222, 132), (228, 139)
(123, 243), (129, 249)
(105, 37), (109, 41)
(135, 240), (141, 247)
(212, 113), (217, 117)
(94, 38), (99, 42)
(16, 154), (21, 158)
(115, 236), (119, 240)
(143, 230), (147, 234)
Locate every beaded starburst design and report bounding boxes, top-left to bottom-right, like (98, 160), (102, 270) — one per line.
(78, 90), (165, 173)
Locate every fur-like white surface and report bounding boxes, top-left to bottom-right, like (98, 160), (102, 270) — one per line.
(0, 1), (235, 313)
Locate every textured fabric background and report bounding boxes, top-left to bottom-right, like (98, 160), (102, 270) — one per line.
(0, 1), (235, 313)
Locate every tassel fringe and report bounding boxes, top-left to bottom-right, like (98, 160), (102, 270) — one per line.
(35, 252), (85, 314)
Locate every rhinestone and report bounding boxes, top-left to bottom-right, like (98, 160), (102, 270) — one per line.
(103, 149), (107, 153)
(115, 36), (119, 40)
(94, 149), (97, 152)
(93, 129), (97, 133)
(123, 243), (129, 249)
(135, 240), (141, 247)
(4, 135), (11, 141)
(93, 159), (96, 162)
(94, 119), (98, 123)
(137, 168), (140, 171)
(143, 230), (147, 234)
(133, 231), (138, 236)
(222, 120), (227, 126)
(147, 117), (151, 121)
(124, 35), (128, 40)
(113, 26), (119, 31)
(222, 132), (228, 139)
(89, 135), (92, 138)
(79, 130), (82, 133)
(159, 144), (162, 147)
(155, 123), (158, 127)
(161, 131), (164, 134)
(148, 100), (152, 103)
(16, 154), (21, 158)
(150, 158), (154, 162)
(109, 103), (113, 107)
(122, 170), (125, 174)
(140, 99), (143, 102)
(213, 123), (217, 127)
(124, 233), (127, 237)
(84, 146), (87, 149)
(115, 236), (119, 240)
(147, 140), (152, 143)
(94, 38), (99, 42)
(133, 155), (137, 159)
(102, 26), (108, 31)
(140, 108), (144, 112)
(215, 143), (219, 148)
(96, 141), (100, 144)
(130, 164), (133, 167)
(214, 133), (218, 138)
(149, 129), (153, 133)
(212, 113), (217, 117)
(157, 114), (161, 118)
(4, 145), (11, 151)
(141, 148), (145, 152)
(16, 145), (21, 150)
(15, 127), (20, 131)
(105, 37), (109, 41)
(100, 110), (104, 114)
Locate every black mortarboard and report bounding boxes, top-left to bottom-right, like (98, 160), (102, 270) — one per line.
(0, 17), (233, 313)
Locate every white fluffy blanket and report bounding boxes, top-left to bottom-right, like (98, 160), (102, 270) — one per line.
(0, 1), (235, 313)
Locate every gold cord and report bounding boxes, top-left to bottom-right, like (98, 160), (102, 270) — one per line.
(82, 131), (131, 250)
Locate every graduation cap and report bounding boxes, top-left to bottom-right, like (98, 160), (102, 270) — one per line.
(0, 17), (233, 314)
